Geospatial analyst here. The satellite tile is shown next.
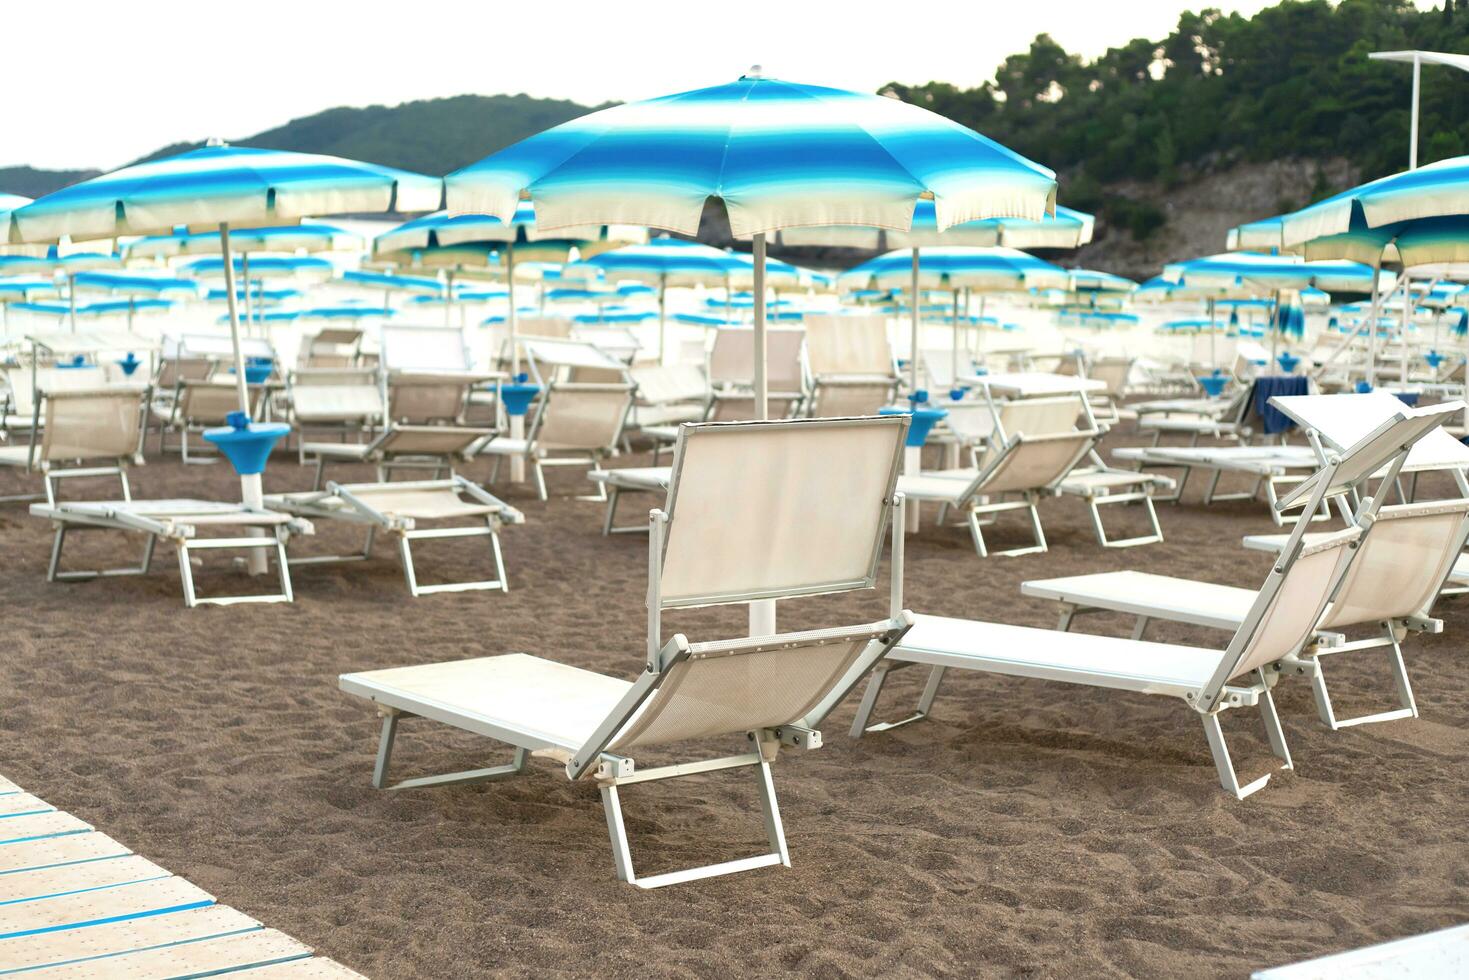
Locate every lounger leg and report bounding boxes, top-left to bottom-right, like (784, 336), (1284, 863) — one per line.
(489, 522), (509, 593)
(46, 526), (66, 582)
(1131, 615), (1150, 641)
(602, 487), (621, 537)
(1200, 711), (1274, 800)
(854, 664), (945, 735)
(754, 759), (791, 868)
(1257, 683), (1293, 772)
(1056, 604), (1076, 631)
(533, 459), (548, 502)
(848, 667), (890, 737)
(371, 708), (529, 790)
(967, 511), (989, 558)
(597, 755), (791, 888)
(399, 536), (421, 597)
(601, 785), (637, 883)
(1308, 628), (1420, 730)
(1089, 493), (1165, 549)
(177, 543), (199, 609)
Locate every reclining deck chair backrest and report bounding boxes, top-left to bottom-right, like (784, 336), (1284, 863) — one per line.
(565, 415), (913, 778)
(1319, 498), (1469, 630)
(41, 387), (146, 464)
(178, 379), (255, 424)
(288, 368), (384, 424)
(960, 430), (1096, 499)
(380, 326), (472, 373)
(1196, 402), (1464, 711)
(387, 372), (475, 424)
(804, 315), (897, 418)
(522, 338), (635, 453)
(996, 395), (1087, 440)
(7, 366), (109, 419)
(708, 327), (806, 394)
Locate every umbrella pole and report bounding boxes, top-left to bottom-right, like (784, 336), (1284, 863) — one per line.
(1367, 261), (1384, 389)
(658, 273), (667, 365)
(750, 231), (775, 638)
(68, 273), (76, 334)
(1400, 278), (1411, 384)
(909, 247), (920, 392)
(241, 253), (253, 338)
(445, 271), (455, 329)
(507, 248), (526, 483)
(1208, 297), (1216, 368)
(218, 221), (268, 575)
(951, 290), (960, 383)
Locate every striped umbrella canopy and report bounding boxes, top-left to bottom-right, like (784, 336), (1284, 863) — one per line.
(218, 310), (302, 326)
(570, 237), (750, 359)
(374, 203), (644, 258)
(73, 270), (199, 298)
(839, 246), (1068, 291)
(1067, 269), (1137, 294)
(72, 270), (199, 330)
(296, 305), (396, 321)
(206, 286), (301, 304)
(843, 246), (1066, 377)
(375, 205), (646, 348)
(0, 193), (30, 222)
(722, 251), (833, 289)
(11, 298), (175, 319)
(779, 200), (1092, 250)
(125, 223), (363, 261)
(182, 255), (335, 282)
(445, 68), (1056, 414)
(339, 269), (444, 294)
(7, 144), (438, 513)
(1163, 252), (1380, 294)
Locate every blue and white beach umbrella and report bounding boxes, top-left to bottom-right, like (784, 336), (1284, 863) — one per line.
(125, 223), (363, 260)
(72, 270), (199, 330)
(572, 237), (749, 358)
(7, 143), (440, 528)
(446, 69), (1056, 406)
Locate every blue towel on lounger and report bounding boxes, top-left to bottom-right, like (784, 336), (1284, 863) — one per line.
(1251, 376), (1309, 435)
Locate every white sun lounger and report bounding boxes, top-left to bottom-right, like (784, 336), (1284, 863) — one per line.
(851, 406), (1450, 798)
(267, 477), (523, 597)
(0, 385), (148, 505)
(340, 415), (914, 887)
(0, 775), (365, 977)
(28, 499), (310, 607)
(1252, 923), (1469, 979)
(1113, 443), (1325, 524)
(1025, 492), (1469, 729)
(898, 428), (1096, 556)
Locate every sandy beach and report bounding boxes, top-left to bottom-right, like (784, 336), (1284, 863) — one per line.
(2, 421), (1466, 978)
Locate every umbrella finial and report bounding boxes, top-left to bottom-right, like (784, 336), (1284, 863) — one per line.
(744, 65), (765, 79)
(205, 136), (227, 147)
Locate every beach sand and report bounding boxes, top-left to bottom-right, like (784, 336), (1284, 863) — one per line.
(2, 422), (1465, 978)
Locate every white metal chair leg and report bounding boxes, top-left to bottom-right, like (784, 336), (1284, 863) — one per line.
(1307, 630), (1420, 730)
(371, 709), (528, 790)
(598, 755), (791, 889)
(1200, 699), (1287, 800)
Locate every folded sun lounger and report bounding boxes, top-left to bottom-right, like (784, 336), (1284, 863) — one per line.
(850, 403), (1454, 798)
(28, 499), (310, 607)
(340, 415), (914, 886)
(266, 477), (523, 596)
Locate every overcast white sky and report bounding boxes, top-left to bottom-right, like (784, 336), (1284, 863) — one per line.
(2, 0), (1431, 171)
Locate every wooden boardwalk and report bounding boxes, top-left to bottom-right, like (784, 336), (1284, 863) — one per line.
(0, 775), (365, 977)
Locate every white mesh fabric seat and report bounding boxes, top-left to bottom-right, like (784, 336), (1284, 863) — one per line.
(340, 416), (914, 888)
